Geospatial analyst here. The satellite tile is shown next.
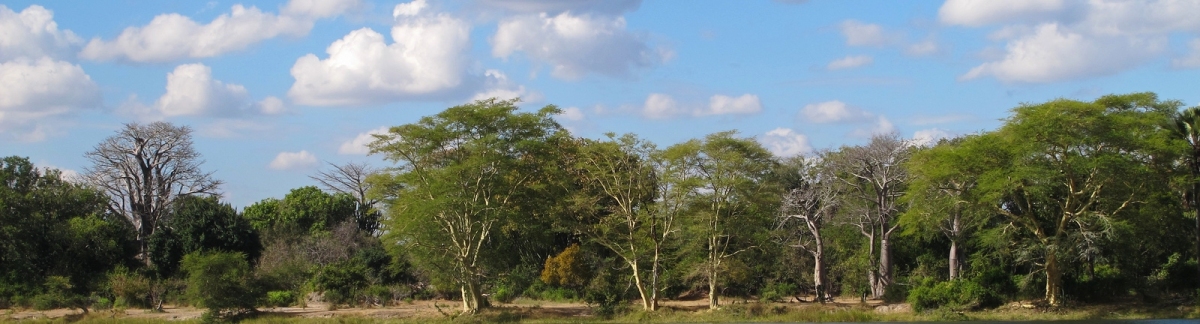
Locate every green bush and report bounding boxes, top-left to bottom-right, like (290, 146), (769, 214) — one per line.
(265, 291), (295, 307)
(180, 251), (261, 319)
(108, 267), (151, 309)
(759, 282), (798, 303)
(907, 279), (1000, 312)
(311, 259), (369, 306)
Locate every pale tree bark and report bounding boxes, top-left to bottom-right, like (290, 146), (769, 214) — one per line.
(832, 133), (910, 299)
(778, 156), (838, 303)
(311, 161), (381, 234)
(83, 122), (221, 265)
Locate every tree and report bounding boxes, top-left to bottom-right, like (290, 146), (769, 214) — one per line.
(828, 133), (911, 299)
(570, 133), (680, 310)
(311, 162), (382, 235)
(974, 93), (1178, 306)
(672, 131), (781, 309)
(369, 98), (568, 314)
(1171, 105), (1200, 281)
(181, 251), (260, 320)
(84, 122), (222, 264)
(147, 195), (261, 277)
(902, 136), (992, 280)
(777, 154), (838, 303)
(243, 186), (357, 235)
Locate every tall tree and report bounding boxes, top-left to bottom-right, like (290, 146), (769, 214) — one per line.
(570, 133), (683, 310)
(829, 133), (911, 299)
(84, 122), (222, 264)
(368, 98), (567, 314)
(1171, 105), (1200, 281)
(673, 131), (781, 309)
(975, 93), (1178, 306)
(311, 162), (382, 235)
(902, 136), (992, 280)
(777, 154), (839, 303)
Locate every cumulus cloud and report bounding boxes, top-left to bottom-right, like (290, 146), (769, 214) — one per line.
(960, 23), (1163, 82)
(800, 100), (873, 123)
(473, 0), (641, 15)
(827, 55), (873, 70)
(840, 20), (892, 47)
(80, 0), (361, 63)
(939, 0), (1069, 27)
(850, 117), (897, 138)
(0, 58), (101, 128)
(912, 128), (952, 146)
(259, 96), (287, 115)
(0, 5), (82, 61)
(641, 93), (681, 119)
(288, 6), (471, 106)
(558, 107), (585, 121)
(640, 93), (761, 119)
(696, 94), (762, 116)
(949, 1), (1200, 82)
(269, 150), (318, 170)
(339, 127), (389, 155)
(760, 128), (812, 157)
(468, 70), (541, 103)
(1172, 39), (1200, 69)
(492, 12), (670, 79)
(155, 63), (251, 117)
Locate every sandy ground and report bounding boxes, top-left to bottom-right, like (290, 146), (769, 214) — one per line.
(2, 297), (886, 321)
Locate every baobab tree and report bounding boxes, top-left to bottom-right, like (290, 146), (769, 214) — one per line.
(777, 154), (838, 303)
(84, 122), (222, 264)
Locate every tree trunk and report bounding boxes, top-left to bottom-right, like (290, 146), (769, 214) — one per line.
(650, 248), (661, 311)
(874, 235), (892, 298)
(708, 274), (719, 309)
(812, 249), (827, 303)
(949, 239), (959, 280)
(1045, 251), (1063, 306)
(630, 261), (651, 310)
(461, 279), (484, 314)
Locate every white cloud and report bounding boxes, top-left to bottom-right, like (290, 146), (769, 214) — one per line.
(339, 127), (389, 155)
(641, 93), (681, 119)
(558, 107), (585, 121)
(468, 69), (540, 103)
(839, 20), (891, 47)
(0, 5), (82, 61)
(288, 10), (471, 106)
(912, 128), (952, 146)
(0, 58), (101, 128)
(1173, 39), (1200, 69)
(258, 96), (287, 115)
(474, 0), (641, 15)
(155, 63), (251, 117)
(850, 116), (897, 138)
(960, 23), (1163, 83)
(827, 55), (873, 70)
(760, 128), (812, 157)
(906, 39), (941, 56)
(393, 0), (428, 17)
(696, 94), (762, 116)
(492, 12), (669, 79)
(81, 0), (360, 63)
(269, 150), (318, 170)
(196, 119), (271, 138)
(800, 100), (873, 123)
(939, 0), (1069, 27)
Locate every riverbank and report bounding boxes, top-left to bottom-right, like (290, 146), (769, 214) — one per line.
(4, 298), (1198, 323)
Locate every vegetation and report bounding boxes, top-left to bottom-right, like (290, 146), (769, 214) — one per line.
(3, 93), (1200, 321)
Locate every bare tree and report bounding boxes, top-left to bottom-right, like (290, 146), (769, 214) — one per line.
(777, 154), (838, 303)
(830, 133), (911, 299)
(84, 122), (222, 264)
(311, 161), (381, 234)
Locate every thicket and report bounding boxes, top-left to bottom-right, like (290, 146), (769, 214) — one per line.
(2, 93), (1199, 317)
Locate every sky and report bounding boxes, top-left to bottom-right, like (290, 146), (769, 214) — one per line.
(4, 0), (1200, 208)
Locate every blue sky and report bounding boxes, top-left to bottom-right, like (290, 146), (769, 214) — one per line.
(4, 0), (1200, 208)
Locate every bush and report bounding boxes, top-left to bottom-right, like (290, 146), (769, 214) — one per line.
(180, 251), (261, 319)
(265, 291), (295, 307)
(311, 259), (369, 306)
(583, 263), (628, 318)
(541, 244), (589, 288)
(759, 282), (798, 303)
(31, 276), (85, 311)
(108, 267), (151, 309)
(907, 279), (1000, 312)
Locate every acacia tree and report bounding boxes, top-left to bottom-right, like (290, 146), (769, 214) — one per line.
(368, 98), (566, 314)
(673, 131), (780, 309)
(84, 122), (222, 264)
(902, 136), (992, 280)
(311, 162), (382, 235)
(572, 133), (686, 311)
(975, 93), (1178, 306)
(776, 154), (838, 303)
(829, 133), (911, 299)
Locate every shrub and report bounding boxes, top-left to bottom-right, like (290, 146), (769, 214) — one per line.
(311, 259), (369, 306)
(265, 291), (295, 308)
(180, 251), (261, 319)
(541, 244), (589, 288)
(108, 267), (151, 309)
(759, 282), (798, 303)
(907, 279), (1000, 312)
(31, 276), (85, 311)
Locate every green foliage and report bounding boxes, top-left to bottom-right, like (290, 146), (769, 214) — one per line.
(244, 186), (357, 235)
(180, 251), (260, 318)
(148, 195), (261, 277)
(758, 282), (798, 303)
(583, 260), (630, 317)
(107, 267), (151, 309)
(264, 291), (295, 307)
(907, 278), (1002, 312)
(312, 259), (369, 306)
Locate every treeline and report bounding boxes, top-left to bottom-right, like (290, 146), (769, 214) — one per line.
(1, 93), (1198, 319)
